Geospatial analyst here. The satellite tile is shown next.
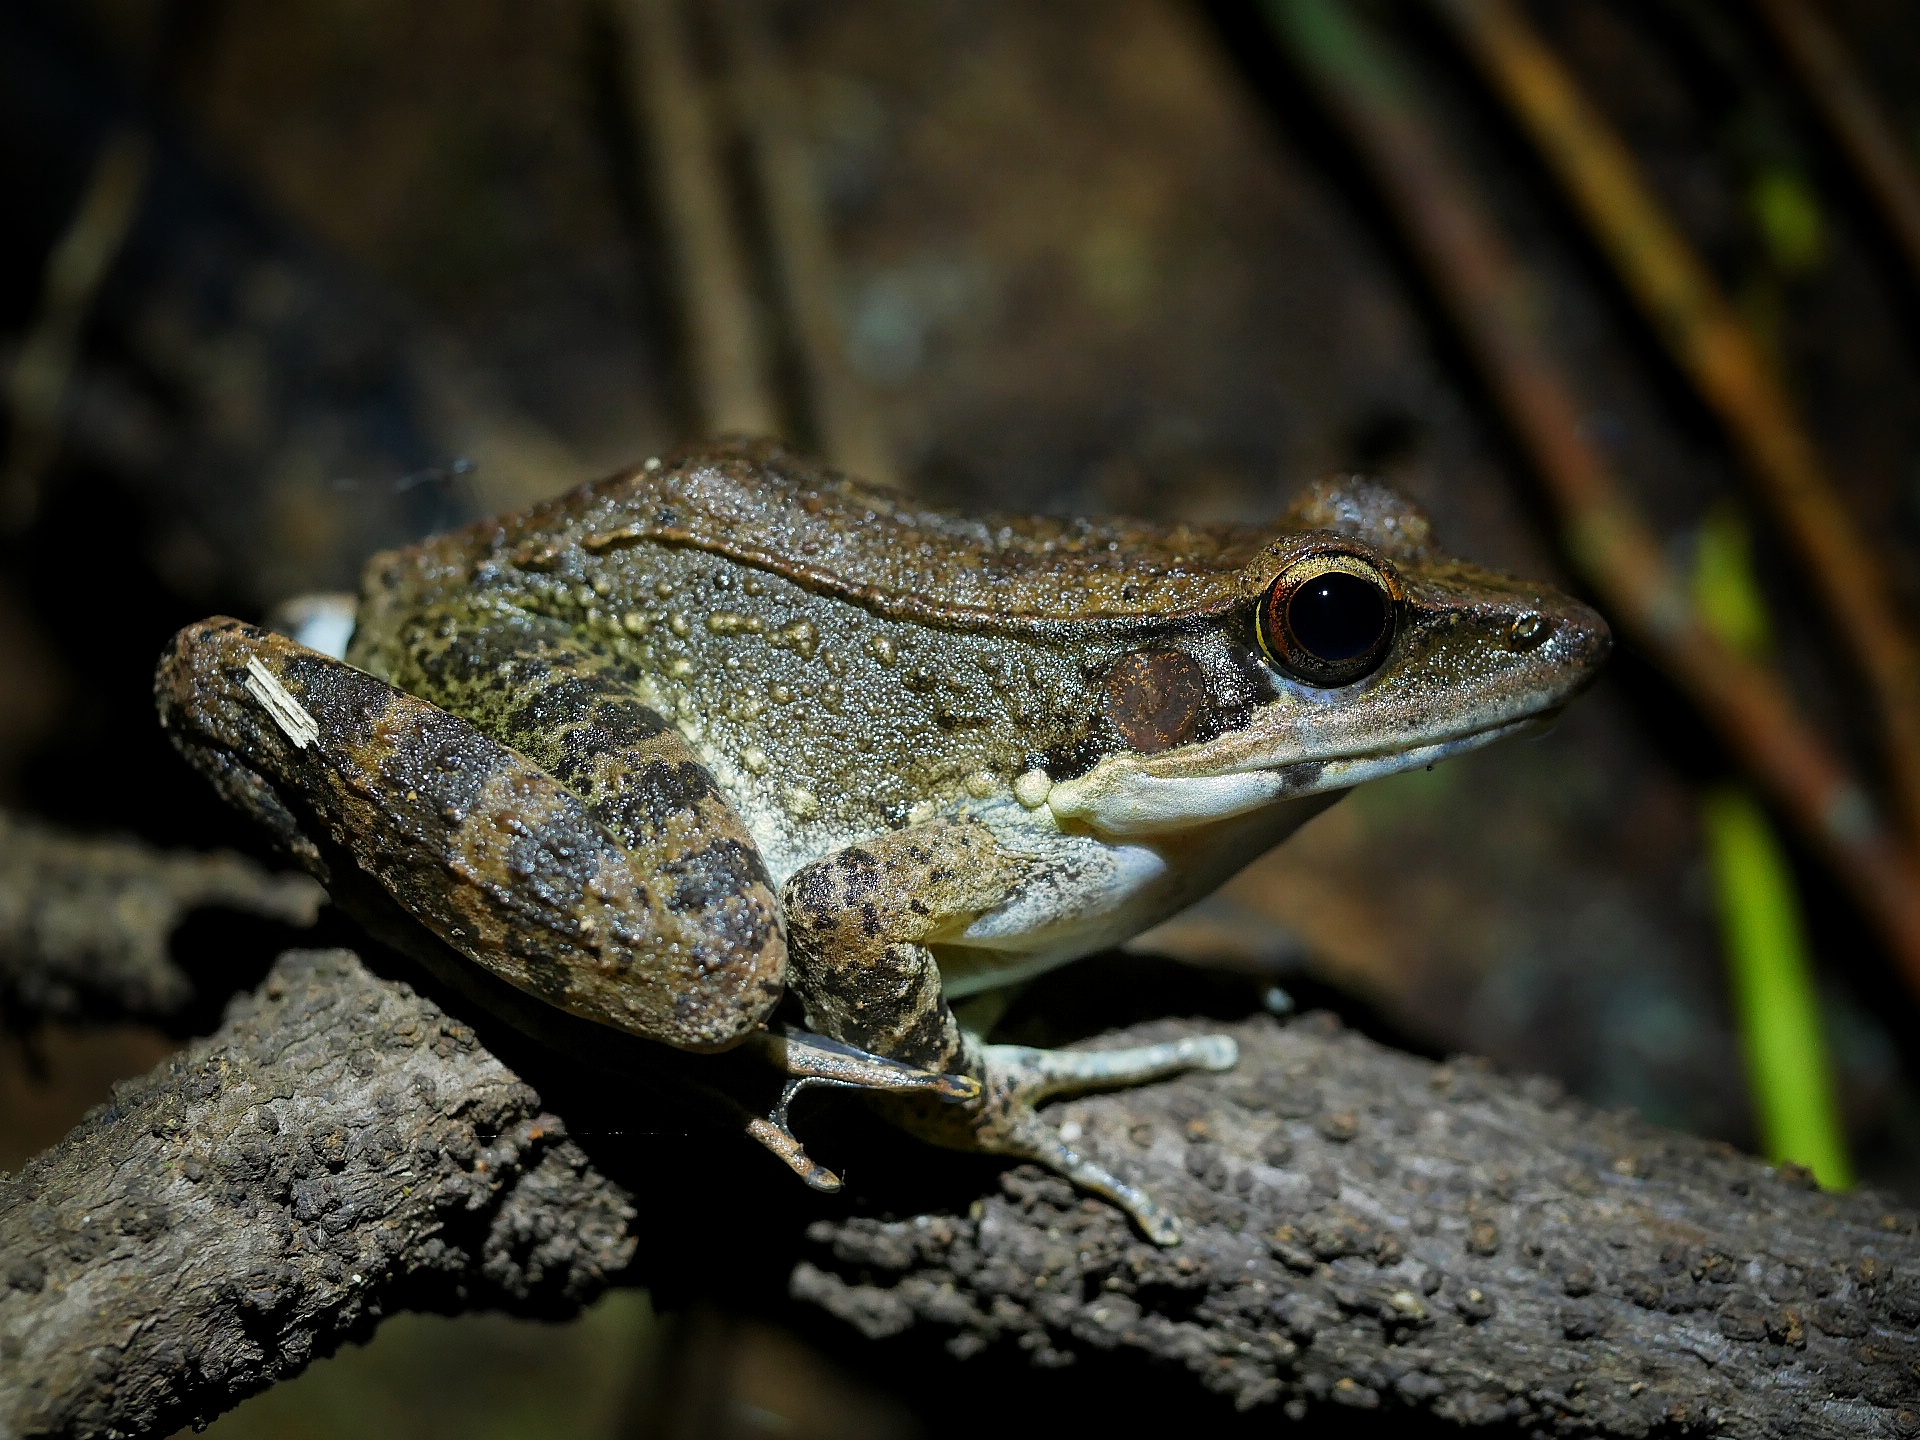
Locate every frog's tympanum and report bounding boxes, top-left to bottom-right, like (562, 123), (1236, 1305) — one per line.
(157, 440), (1608, 1242)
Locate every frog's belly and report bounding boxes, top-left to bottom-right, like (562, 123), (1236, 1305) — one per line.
(931, 790), (1339, 998)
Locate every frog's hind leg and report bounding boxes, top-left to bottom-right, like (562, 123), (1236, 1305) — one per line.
(734, 1028), (982, 1189)
(157, 617), (785, 1054)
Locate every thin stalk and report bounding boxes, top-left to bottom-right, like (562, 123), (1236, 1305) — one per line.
(615, 0), (779, 437)
(1746, 0), (1920, 290)
(3, 130), (150, 532)
(1693, 506), (1852, 1189)
(710, 0), (894, 484)
(1704, 785), (1853, 1189)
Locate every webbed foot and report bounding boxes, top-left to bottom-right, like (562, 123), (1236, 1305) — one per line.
(897, 1033), (1240, 1245)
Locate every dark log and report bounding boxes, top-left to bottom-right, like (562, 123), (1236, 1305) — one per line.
(1, 946), (1915, 1439)
(798, 1015), (1920, 1434)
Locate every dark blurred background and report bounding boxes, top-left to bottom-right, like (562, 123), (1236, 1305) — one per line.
(4, 0), (1920, 1434)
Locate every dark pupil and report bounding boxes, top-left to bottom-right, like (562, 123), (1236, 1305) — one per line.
(1286, 572), (1388, 663)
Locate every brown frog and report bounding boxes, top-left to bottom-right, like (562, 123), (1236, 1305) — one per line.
(157, 439), (1608, 1242)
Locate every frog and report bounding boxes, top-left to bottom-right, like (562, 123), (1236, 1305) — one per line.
(155, 437), (1608, 1243)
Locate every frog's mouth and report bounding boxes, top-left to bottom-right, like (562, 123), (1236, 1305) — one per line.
(1042, 712), (1550, 837)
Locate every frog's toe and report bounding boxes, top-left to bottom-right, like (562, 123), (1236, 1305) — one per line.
(745, 1109), (843, 1192)
(751, 1029), (980, 1102)
(1134, 1201), (1183, 1247)
(950, 1036), (1246, 1244)
(975, 1100), (1185, 1245)
(1191, 1034), (1238, 1072)
(976, 1031), (1241, 1104)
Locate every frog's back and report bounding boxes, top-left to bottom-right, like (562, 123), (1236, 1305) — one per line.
(443, 439), (1269, 629)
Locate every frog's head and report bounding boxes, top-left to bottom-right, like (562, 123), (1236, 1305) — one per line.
(1043, 476), (1611, 836)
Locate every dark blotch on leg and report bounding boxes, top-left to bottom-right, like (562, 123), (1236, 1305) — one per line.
(662, 837), (772, 915)
(278, 653), (390, 749)
(502, 814), (607, 913)
(551, 707), (675, 795)
(629, 759), (721, 829)
(836, 857), (880, 902)
(376, 706), (498, 826)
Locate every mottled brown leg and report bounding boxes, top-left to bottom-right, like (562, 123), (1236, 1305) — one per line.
(157, 617), (783, 1052)
(780, 819), (1029, 1073)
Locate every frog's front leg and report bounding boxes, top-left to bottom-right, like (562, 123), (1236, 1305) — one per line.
(782, 820), (1237, 1244)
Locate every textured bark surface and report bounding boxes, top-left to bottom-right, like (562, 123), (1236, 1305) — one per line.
(797, 1014), (1920, 1436)
(1, 947), (1916, 1439)
(0, 950), (636, 1438)
(0, 810), (323, 1026)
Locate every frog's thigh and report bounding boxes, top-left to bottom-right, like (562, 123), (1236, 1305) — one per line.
(780, 819), (1028, 1073)
(157, 618), (783, 1051)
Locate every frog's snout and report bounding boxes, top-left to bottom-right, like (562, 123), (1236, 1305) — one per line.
(1547, 594), (1613, 689)
(1498, 589), (1610, 707)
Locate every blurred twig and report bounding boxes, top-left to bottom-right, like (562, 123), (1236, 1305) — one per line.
(615, 0), (780, 437)
(1260, 0), (1920, 998)
(1430, 0), (1920, 850)
(2, 130), (150, 534)
(711, 0), (894, 484)
(0, 808), (322, 1026)
(1746, 0), (1920, 290)
(613, 0), (892, 481)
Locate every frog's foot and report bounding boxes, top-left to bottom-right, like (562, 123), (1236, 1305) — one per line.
(979, 1034), (1238, 1104)
(748, 1029), (981, 1102)
(912, 1034), (1239, 1246)
(741, 1029), (983, 1192)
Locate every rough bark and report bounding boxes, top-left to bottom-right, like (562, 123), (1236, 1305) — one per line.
(0, 810), (323, 1027)
(0, 950), (636, 1438)
(1, 947), (1916, 1439)
(797, 1015), (1920, 1435)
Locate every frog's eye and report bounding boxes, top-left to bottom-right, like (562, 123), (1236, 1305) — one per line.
(1257, 554), (1396, 686)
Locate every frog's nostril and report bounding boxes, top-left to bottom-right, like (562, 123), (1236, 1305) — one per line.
(1507, 613), (1549, 652)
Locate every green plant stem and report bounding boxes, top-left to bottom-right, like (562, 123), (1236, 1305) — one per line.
(1703, 785), (1853, 1189)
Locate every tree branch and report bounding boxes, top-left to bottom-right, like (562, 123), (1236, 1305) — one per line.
(0, 949), (635, 1438)
(797, 1013), (1920, 1433)
(2, 948), (1915, 1439)
(0, 810), (323, 1027)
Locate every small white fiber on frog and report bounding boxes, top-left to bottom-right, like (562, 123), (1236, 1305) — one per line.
(243, 657), (319, 750)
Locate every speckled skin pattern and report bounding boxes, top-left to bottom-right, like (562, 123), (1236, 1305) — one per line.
(156, 439), (1609, 1240)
